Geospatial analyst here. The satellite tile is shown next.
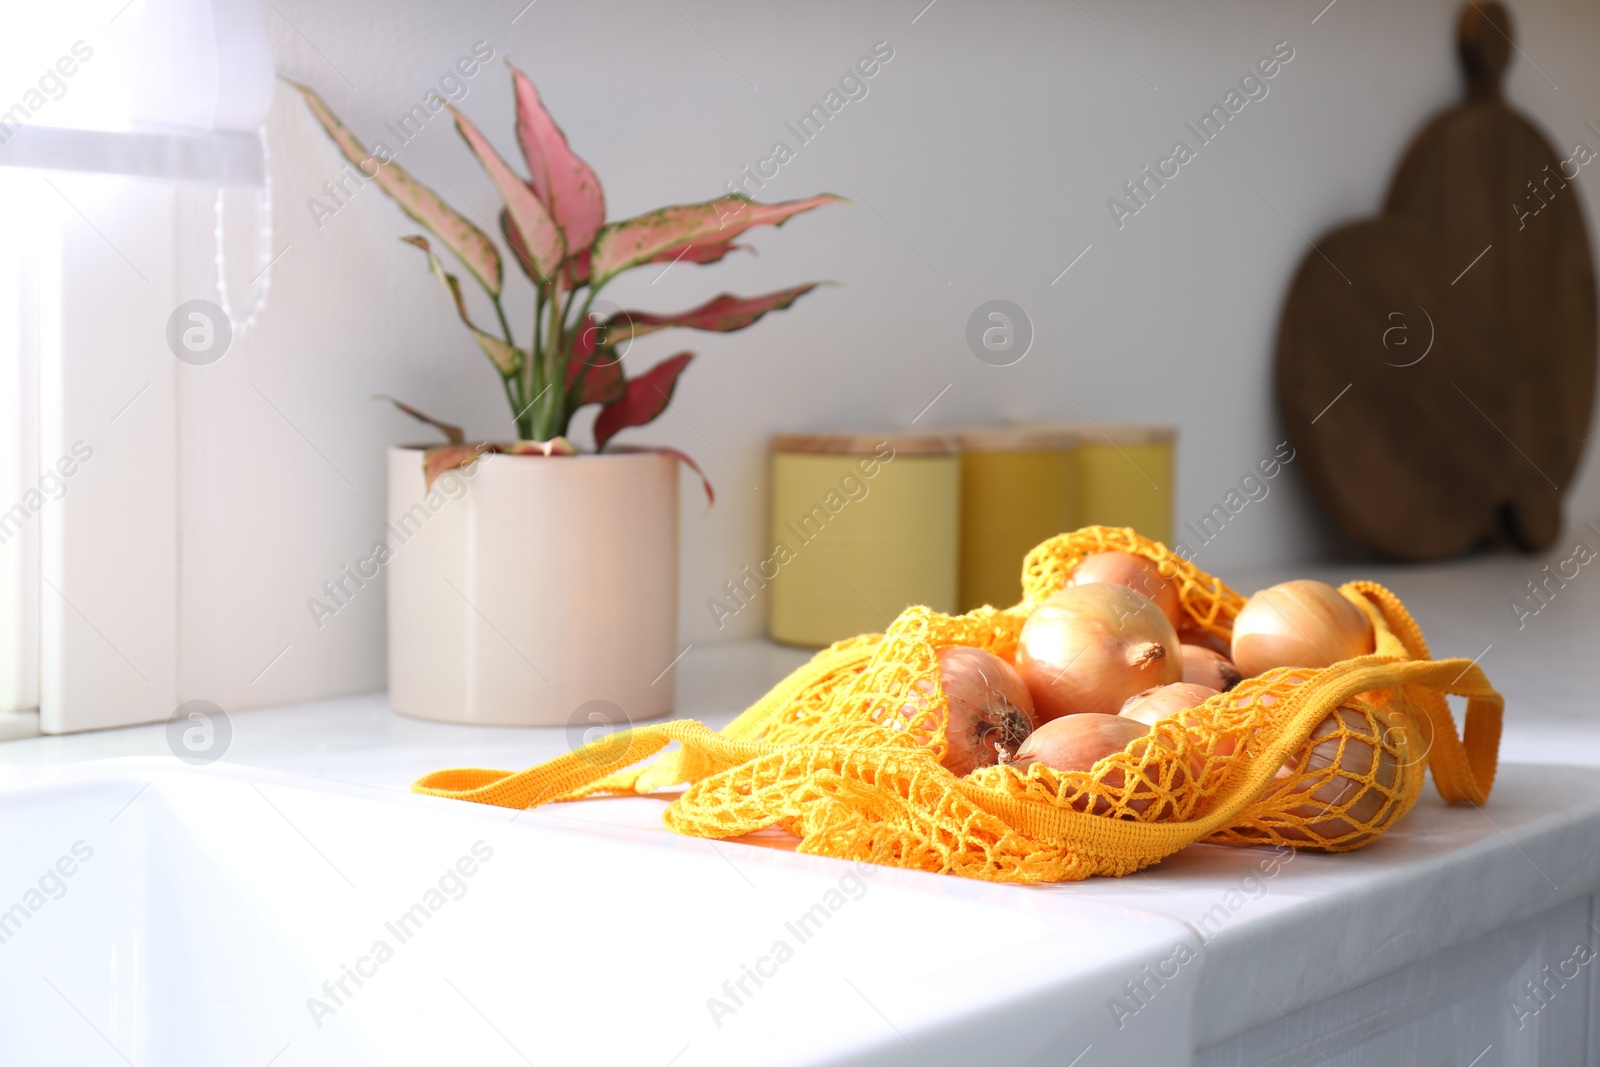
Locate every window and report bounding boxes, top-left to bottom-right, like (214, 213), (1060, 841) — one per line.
(0, 0), (270, 734)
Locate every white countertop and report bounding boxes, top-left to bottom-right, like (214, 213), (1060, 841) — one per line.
(2, 544), (1597, 1061)
(5, 545), (1595, 775)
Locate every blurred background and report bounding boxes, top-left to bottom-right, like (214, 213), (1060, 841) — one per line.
(3, 0), (1598, 719)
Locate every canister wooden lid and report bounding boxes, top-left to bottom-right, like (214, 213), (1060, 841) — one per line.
(1011, 420), (1177, 445)
(953, 425), (1084, 452)
(770, 432), (958, 456)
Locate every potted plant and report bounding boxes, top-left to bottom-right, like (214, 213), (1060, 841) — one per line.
(292, 69), (839, 726)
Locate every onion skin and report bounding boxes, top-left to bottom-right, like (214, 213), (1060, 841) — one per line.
(1017, 583), (1182, 721)
(1119, 683), (1222, 728)
(1181, 645), (1242, 692)
(1068, 551), (1183, 627)
(1177, 622), (1231, 657)
(1011, 713), (1178, 817)
(1280, 705), (1400, 841)
(1231, 580), (1375, 677)
(914, 646), (1037, 776)
(1120, 682), (1222, 774)
(1012, 712), (1149, 773)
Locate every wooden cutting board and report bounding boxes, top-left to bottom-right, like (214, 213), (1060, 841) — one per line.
(1277, 1), (1596, 559)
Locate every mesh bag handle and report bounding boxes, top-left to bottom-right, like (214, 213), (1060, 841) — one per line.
(413, 529), (1503, 883)
(1341, 580), (1501, 804)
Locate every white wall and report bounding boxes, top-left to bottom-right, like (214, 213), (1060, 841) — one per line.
(177, 0), (1600, 710)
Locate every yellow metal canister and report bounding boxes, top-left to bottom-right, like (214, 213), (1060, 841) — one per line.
(767, 433), (959, 647)
(1075, 424), (1176, 545)
(955, 425), (1083, 612)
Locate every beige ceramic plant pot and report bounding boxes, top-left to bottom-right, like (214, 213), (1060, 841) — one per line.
(385, 446), (679, 726)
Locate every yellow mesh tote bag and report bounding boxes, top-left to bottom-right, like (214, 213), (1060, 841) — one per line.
(414, 527), (1502, 884)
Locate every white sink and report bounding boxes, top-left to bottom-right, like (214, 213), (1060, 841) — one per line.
(0, 759), (1199, 1066)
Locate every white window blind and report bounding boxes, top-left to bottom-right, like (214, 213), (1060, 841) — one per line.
(0, 0), (271, 735)
(0, 0), (272, 182)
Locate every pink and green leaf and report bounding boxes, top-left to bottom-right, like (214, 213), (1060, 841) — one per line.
(401, 236), (523, 377)
(510, 64), (605, 255)
(565, 320), (626, 407)
(422, 442), (491, 488)
(569, 354), (625, 407)
(562, 240), (751, 289)
(448, 104), (564, 283)
(290, 80), (502, 296)
(608, 444), (714, 508)
(376, 395), (464, 443)
(503, 437), (578, 456)
(589, 194), (842, 286)
(420, 436), (577, 491)
(644, 237), (755, 274)
(501, 209), (542, 284)
(593, 352), (694, 451)
(609, 283), (819, 340)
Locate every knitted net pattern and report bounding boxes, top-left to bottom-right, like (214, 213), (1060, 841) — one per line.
(414, 527), (1502, 883)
